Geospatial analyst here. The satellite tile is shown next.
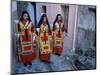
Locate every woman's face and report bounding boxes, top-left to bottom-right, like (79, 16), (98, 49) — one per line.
(43, 17), (47, 23)
(58, 15), (61, 21)
(23, 13), (28, 20)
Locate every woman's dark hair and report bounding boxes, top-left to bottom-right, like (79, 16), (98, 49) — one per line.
(53, 14), (62, 25)
(37, 14), (51, 31)
(20, 10), (31, 22)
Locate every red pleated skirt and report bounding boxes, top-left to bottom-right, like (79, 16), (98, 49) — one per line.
(20, 49), (36, 63)
(39, 51), (50, 62)
(53, 46), (63, 55)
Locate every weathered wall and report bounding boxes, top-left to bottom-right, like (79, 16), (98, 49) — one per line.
(11, 1), (18, 73)
(75, 5), (96, 51)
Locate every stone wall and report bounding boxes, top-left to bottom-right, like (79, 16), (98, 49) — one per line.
(75, 5), (96, 51)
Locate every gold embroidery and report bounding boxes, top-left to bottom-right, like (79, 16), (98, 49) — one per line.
(39, 24), (52, 54)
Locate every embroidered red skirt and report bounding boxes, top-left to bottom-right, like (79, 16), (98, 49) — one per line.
(39, 51), (50, 62)
(20, 49), (36, 63)
(53, 46), (63, 55)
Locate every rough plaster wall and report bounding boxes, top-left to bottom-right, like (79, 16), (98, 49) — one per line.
(65, 5), (78, 49)
(11, 1), (18, 73)
(27, 3), (35, 25)
(17, 1), (28, 19)
(76, 5), (96, 51)
(36, 3), (44, 26)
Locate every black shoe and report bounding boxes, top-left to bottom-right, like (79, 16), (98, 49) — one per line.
(55, 53), (61, 56)
(24, 63), (27, 67)
(28, 62), (32, 66)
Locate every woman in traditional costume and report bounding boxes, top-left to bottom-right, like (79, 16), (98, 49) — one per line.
(52, 14), (64, 56)
(37, 14), (52, 63)
(16, 10), (36, 66)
